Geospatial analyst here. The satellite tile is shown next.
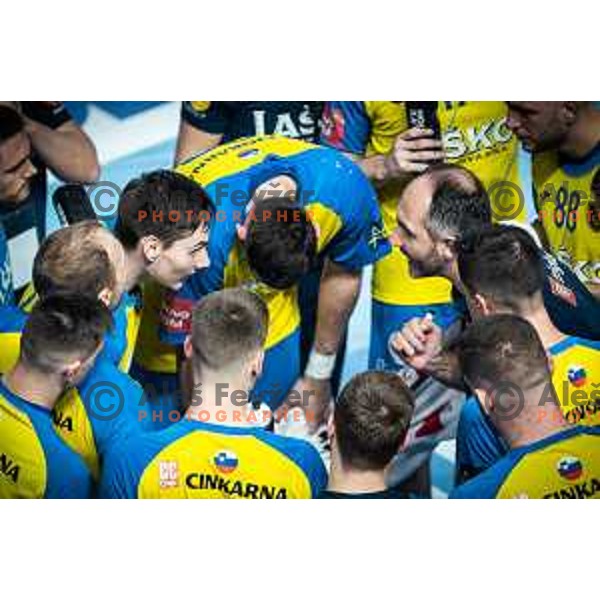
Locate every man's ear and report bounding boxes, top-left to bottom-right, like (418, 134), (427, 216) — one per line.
(473, 293), (492, 316)
(236, 202), (256, 244)
(562, 102), (578, 125)
(438, 237), (456, 263)
(141, 235), (162, 264)
(249, 350), (264, 379)
(62, 359), (83, 386)
(183, 335), (194, 360)
(98, 287), (113, 308)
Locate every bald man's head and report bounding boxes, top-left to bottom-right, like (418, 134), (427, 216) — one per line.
(393, 164), (491, 279)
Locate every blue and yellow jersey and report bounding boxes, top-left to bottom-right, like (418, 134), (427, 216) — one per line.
(549, 337), (600, 426)
(542, 251), (600, 340)
(0, 380), (92, 498)
(0, 291), (141, 375)
(451, 426), (600, 499)
(182, 102), (324, 144)
(133, 280), (179, 374)
(457, 335), (600, 481)
(108, 291), (142, 373)
(0, 305), (27, 374)
(0, 303), (144, 481)
(134, 135), (389, 374)
(99, 419), (327, 499)
(52, 357), (145, 481)
(321, 101), (524, 306)
(533, 144), (600, 290)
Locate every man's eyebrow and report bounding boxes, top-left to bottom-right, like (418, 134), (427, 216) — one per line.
(190, 240), (208, 251)
(396, 215), (416, 238)
(4, 154), (29, 174)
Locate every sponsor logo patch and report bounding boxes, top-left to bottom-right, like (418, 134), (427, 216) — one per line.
(213, 450), (238, 474)
(557, 456), (583, 481)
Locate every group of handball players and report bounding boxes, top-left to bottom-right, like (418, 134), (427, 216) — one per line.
(0, 100), (599, 499)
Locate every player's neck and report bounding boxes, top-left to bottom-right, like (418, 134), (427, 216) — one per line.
(328, 444), (387, 494)
(123, 247), (146, 292)
(3, 363), (64, 410)
(185, 372), (255, 427)
(560, 109), (600, 159)
(497, 388), (568, 449)
(514, 302), (566, 348)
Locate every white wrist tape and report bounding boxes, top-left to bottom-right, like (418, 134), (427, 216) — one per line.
(305, 349), (336, 380)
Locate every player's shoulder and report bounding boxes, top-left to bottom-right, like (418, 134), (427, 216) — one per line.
(302, 139), (361, 172)
(0, 381), (39, 430)
(532, 149), (560, 180)
(302, 144), (373, 206)
(562, 424), (600, 441)
(252, 429), (327, 480)
(550, 335), (600, 356)
(450, 451), (524, 499)
(83, 356), (143, 394)
(99, 424), (183, 498)
(541, 251), (600, 338)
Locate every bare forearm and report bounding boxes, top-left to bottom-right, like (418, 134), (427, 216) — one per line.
(424, 348), (466, 391)
(27, 121), (99, 183)
(174, 121), (223, 165)
(346, 152), (412, 189)
(313, 261), (361, 355)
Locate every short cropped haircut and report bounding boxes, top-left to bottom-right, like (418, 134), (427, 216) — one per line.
(190, 288), (268, 371)
(20, 295), (113, 374)
(246, 197), (318, 289)
(458, 225), (545, 311)
(0, 105), (24, 143)
(33, 221), (116, 301)
(115, 170), (211, 249)
(334, 371), (415, 471)
(424, 163), (491, 241)
(458, 314), (550, 393)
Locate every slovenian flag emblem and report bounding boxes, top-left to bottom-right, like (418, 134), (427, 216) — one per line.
(213, 450), (238, 474)
(567, 365), (587, 388)
(557, 456), (583, 481)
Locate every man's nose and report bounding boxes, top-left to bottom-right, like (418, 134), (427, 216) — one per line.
(23, 159), (37, 179)
(195, 251), (210, 271)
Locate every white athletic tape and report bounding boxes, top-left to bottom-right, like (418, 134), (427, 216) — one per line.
(305, 349), (336, 380)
